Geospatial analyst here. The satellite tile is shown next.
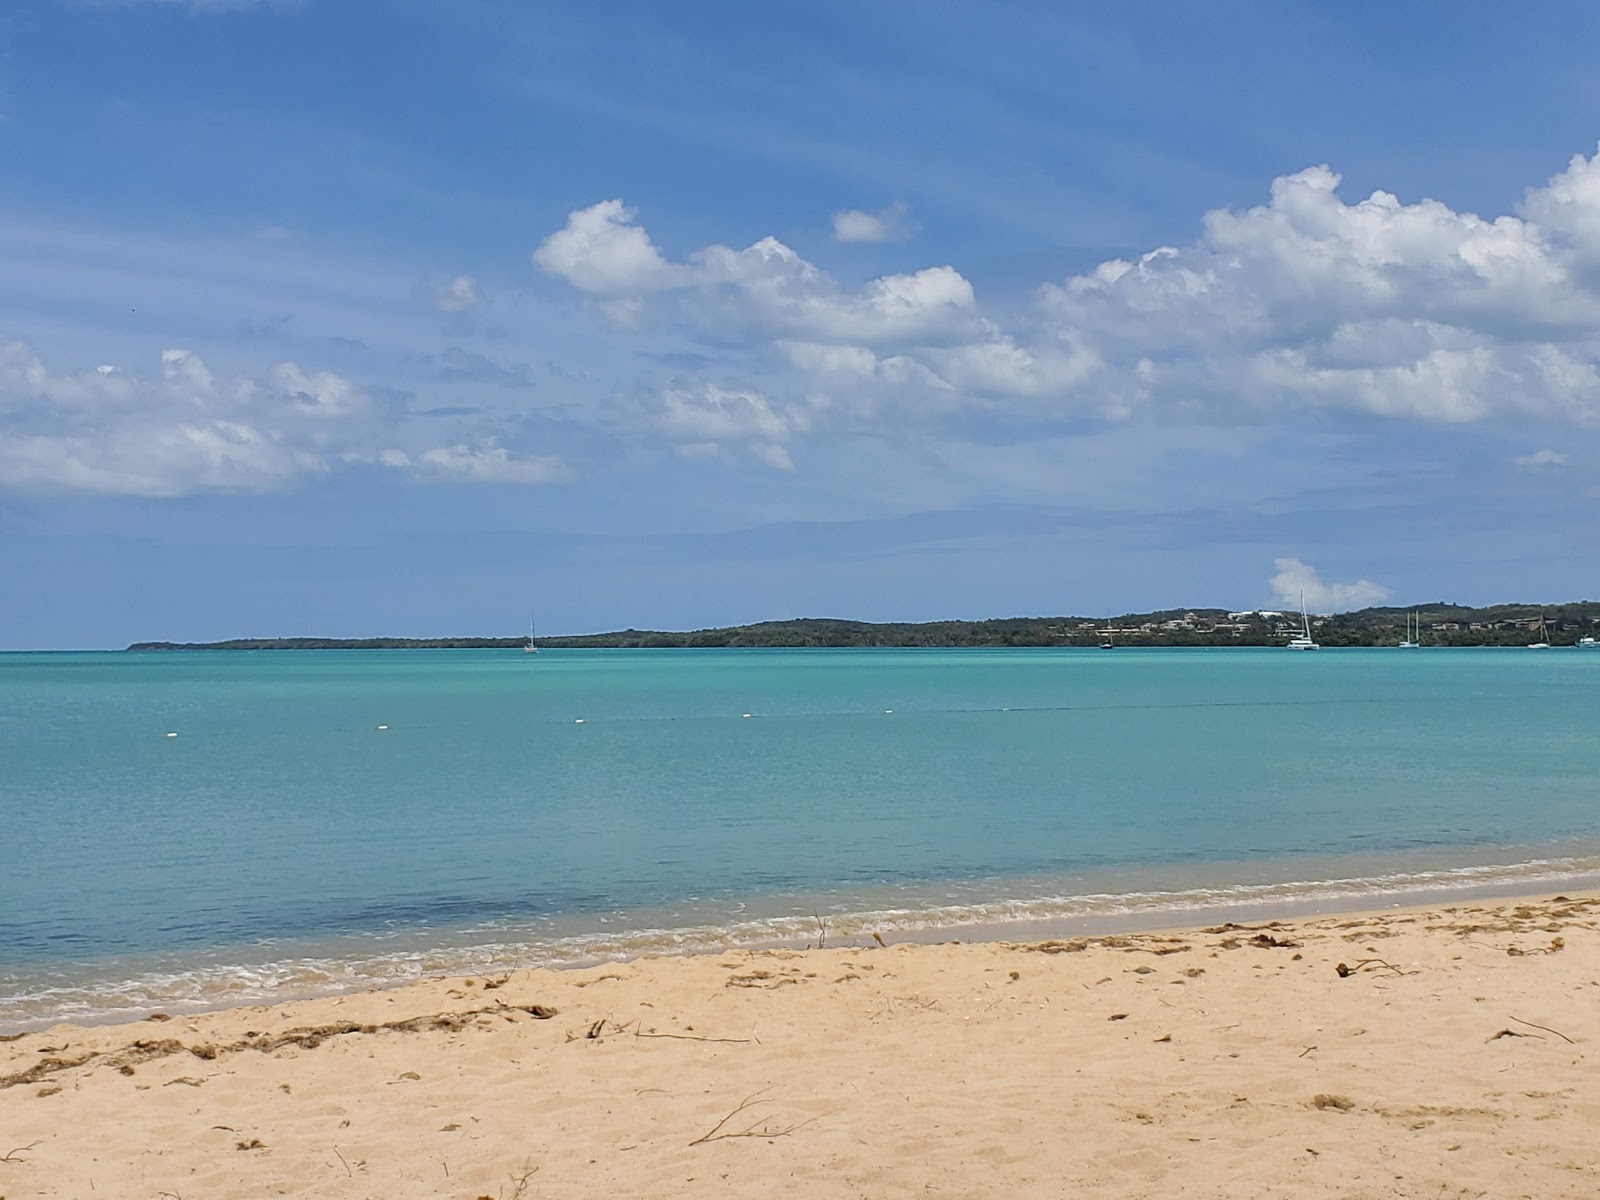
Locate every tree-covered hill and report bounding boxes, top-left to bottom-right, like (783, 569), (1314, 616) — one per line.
(128, 601), (1600, 650)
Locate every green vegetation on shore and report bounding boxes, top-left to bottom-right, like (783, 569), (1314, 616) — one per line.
(127, 601), (1600, 650)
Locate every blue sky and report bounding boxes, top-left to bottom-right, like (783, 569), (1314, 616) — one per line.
(5, 1), (1600, 647)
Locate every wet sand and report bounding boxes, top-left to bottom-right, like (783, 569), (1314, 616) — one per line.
(2, 891), (1597, 1198)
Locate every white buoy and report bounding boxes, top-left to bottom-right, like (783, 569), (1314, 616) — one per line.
(742, 713), (753, 719)
(574, 718), (585, 724)
(884, 709), (893, 714)
(376, 724), (389, 731)
(165, 731), (178, 738)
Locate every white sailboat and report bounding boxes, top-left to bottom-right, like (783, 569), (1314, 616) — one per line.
(1528, 614), (1551, 649)
(524, 611), (539, 654)
(1285, 592), (1319, 650)
(1579, 635), (1598, 649)
(1398, 610), (1420, 648)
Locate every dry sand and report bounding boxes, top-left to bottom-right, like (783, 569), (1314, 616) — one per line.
(2, 891), (1598, 1199)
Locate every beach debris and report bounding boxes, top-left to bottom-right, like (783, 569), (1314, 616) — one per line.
(572, 972), (626, 988)
(1508, 1015), (1576, 1044)
(1021, 939), (1089, 955)
(1248, 933), (1299, 949)
(689, 1089), (822, 1146)
(872, 932), (888, 948)
(1488, 1028), (1539, 1042)
(1, 1140), (42, 1162)
(1506, 937), (1565, 956)
(235, 1138), (265, 1151)
(160, 1075), (203, 1087)
(811, 911), (828, 950)
(1153, 1034), (1172, 1043)
(0, 1003), (559, 1090)
(636, 1028), (756, 1044)
(1108, 1012), (1129, 1021)
(725, 969), (801, 990)
(1311, 1094), (1355, 1112)
(1334, 958), (1409, 979)
(476, 1159), (538, 1200)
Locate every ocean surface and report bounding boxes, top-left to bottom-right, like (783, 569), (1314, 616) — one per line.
(4, 646), (1600, 1029)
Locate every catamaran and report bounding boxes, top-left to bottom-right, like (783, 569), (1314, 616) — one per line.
(1285, 593), (1319, 650)
(524, 612), (539, 654)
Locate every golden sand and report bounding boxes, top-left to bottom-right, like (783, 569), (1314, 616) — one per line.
(3, 892), (1597, 1198)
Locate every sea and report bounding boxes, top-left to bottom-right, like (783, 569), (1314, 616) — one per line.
(4, 646), (1599, 1030)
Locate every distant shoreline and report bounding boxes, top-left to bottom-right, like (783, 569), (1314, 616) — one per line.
(126, 601), (1600, 650)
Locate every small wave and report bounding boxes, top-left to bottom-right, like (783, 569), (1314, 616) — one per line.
(4, 852), (1597, 1029)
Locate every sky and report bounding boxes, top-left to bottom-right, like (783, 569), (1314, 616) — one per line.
(5, 1), (1600, 647)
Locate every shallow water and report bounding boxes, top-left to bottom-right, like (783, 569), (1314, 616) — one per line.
(3, 646), (1598, 1026)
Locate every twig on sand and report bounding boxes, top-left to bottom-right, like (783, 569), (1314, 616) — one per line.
(636, 1030), (756, 1045)
(2, 1140), (42, 1163)
(500, 1160), (538, 1200)
(1334, 958), (1410, 979)
(1510, 1015), (1576, 1045)
(812, 911), (828, 950)
(332, 1145), (353, 1177)
(689, 1090), (820, 1146)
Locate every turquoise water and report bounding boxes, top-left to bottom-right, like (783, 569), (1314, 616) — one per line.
(4, 647), (1600, 1027)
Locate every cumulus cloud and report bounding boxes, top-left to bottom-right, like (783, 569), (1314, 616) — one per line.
(1038, 154), (1600, 424)
(656, 384), (806, 471)
(532, 200), (683, 296)
(1269, 557), (1391, 613)
(832, 201), (915, 244)
(534, 200), (983, 347)
(0, 339), (565, 496)
(535, 145), (1600, 435)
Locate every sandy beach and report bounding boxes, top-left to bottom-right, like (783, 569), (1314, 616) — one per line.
(2, 891), (1597, 1199)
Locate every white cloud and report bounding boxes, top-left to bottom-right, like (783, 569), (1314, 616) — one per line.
(1037, 154), (1600, 425)
(0, 339), (565, 496)
(534, 200), (983, 346)
(1514, 448), (1569, 470)
(654, 384), (811, 472)
(533, 146), (1600, 438)
(1269, 557), (1391, 613)
(532, 199), (683, 296)
(407, 443), (569, 484)
(660, 384), (791, 443)
(832, 201), (915, 244)
(434, 274), (480, 312)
